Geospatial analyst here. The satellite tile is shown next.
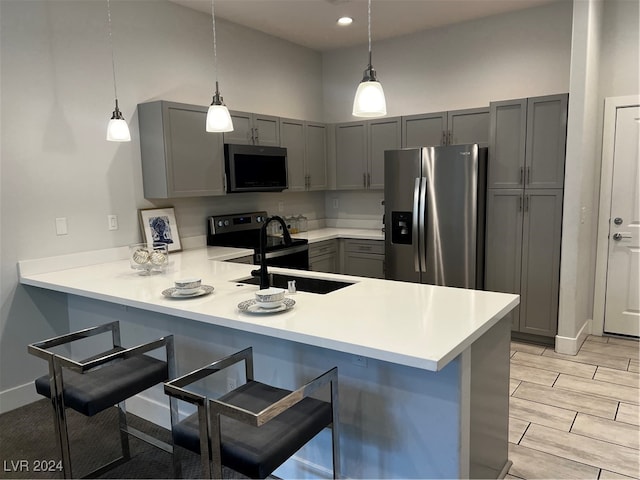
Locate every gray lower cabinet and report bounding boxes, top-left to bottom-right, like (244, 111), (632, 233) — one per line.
(281, 119), (327, 191)
(308, 240), (338, 273)
(138, 101), (225, 198)
(224, 111), (280, 146)
(341, 239), (385, 279)
(335, 118), (401, 190)
(485, 189), (563, 337)
(402, 107), (489, 148)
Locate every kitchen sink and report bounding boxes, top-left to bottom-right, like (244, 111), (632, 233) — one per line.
(235, 273), (354, 294)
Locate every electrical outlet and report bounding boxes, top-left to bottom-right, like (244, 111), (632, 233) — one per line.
(108, 215), (118, 231)
(333, 198), (339, 209)
(278, 202), (284, 212)
(352, 355), (367, 367)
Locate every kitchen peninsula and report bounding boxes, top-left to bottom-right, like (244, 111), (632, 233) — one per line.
(19, 239), (518, 479)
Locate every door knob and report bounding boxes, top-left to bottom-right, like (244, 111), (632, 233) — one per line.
(613, 232), (632, 241)
(614, 217), (623, 225)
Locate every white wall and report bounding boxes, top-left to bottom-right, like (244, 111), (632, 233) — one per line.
(321, 1), (573, 123)
(0, 0), (324, 408)
(558, 0), (639, 350)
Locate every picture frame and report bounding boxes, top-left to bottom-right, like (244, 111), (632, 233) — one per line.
(138, 207), (182, 252)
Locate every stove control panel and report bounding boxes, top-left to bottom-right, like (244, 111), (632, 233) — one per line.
(208, 211), (269, 236)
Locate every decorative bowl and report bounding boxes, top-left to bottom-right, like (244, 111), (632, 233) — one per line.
(255, 287), (285, 308)
(175, 277), (202, 294)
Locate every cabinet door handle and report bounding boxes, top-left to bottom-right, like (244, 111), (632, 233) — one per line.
(526, 166), (530, 185)
(518, 195), (523, 212)
(254, 127), (259, 144)
(519, 167), (524, 185)
(524, 194), (529, 212)
(441, 130), (447, 145)
(448, 131), (453, 145)
(367, 173), (371, 188)
(363, 173), (367, 188)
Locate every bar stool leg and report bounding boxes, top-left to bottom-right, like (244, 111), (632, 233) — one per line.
(117, 401), (131, 461)
(331, 376), (341, 479)
(49, 359), (73, 478)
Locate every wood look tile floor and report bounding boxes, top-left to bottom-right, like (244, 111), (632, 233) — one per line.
(507, 335), (640, 480)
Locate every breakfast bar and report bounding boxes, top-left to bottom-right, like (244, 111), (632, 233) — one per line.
(19, 245), (519, 479)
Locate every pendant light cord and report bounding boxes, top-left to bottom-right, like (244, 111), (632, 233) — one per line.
(367, 0), (372, 66)
(211, 0), (218, 86)
(106, 0), (119, 102)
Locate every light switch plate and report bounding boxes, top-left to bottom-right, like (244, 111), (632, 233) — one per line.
(108, 215), (118, 231)
(55, 217), (68, 236)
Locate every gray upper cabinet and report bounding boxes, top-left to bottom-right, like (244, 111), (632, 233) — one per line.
(401, 107), (489, 148)
(447, 107), (490, 146)
(336, 121), (368, 190)
(335, 117), (401, 190)
(368, 118), (401, 189)
(402, 112), (447, 148)
(281, 119), (327, 191)
(138, 100), (225, 199)
(525, 95), (568, 189)
(305, 122), (328, 190)
(280, 118), (306, 191)
(224, 111), (280, 146)
(488, 94), (568, 189)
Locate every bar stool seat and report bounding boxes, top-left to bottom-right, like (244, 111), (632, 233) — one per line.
(173, 380), (332, 478)
(35, 350), (168, 417)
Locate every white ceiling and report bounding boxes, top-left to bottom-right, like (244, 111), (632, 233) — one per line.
(169, 0), (559, 52)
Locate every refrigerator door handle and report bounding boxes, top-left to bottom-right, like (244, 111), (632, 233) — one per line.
(419, 177), (428, 273)
(412, 177), (421, 272)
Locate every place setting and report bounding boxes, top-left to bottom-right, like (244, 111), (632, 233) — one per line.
(237, 287), (295, 314)
(162, 278), (214, 299)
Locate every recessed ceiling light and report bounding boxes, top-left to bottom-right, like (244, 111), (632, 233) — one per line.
(337, 16), (353, 26)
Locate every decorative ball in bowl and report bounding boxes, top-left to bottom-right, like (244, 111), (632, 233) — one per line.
(174, 278), (202, 295)
(255, 288), (286, 309)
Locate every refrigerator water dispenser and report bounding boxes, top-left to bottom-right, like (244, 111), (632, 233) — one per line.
(391, 212), (412, 244)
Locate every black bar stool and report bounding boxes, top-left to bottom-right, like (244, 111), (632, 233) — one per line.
(164, 347), (340, 479)
(28, 321), (176, 478)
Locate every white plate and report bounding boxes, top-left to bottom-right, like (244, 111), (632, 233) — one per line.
(237, 298), (295, 314)
(162, 285), (214, 299)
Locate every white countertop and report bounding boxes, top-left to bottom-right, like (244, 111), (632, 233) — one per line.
(18, 229), (518, 372)
(293, 228), (384, 243)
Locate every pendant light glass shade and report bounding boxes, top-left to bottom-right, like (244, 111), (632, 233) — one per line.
(206, 82), (234, 132)
(352, 69), (387, 117)
(206, 0), (234, 132)
(107, 100), (131, 141)
(352, 0), (386, 118)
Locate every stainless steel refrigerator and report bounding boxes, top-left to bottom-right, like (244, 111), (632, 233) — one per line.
(384, 144), (487, 288)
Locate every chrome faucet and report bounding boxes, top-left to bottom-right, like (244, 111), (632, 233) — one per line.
(251, 215), (292, 289)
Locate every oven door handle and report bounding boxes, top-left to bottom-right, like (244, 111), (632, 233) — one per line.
(256, 243), (309, 262)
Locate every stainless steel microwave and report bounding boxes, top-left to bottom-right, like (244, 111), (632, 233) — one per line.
(224, 144), (288, 193)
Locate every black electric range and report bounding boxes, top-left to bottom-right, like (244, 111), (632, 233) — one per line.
(206, 211), (309, 269)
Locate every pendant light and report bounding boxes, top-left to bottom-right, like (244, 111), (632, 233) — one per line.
(352, 0), (387, 117)
(105, 0), (131, 142)
(206, 0), (234, 132)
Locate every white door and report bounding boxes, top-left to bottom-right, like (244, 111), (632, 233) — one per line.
(604, 106), (640, 337)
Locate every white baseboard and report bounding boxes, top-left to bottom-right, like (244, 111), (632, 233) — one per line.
(555, 319), (591, 355)
(0, 382), (41, 414)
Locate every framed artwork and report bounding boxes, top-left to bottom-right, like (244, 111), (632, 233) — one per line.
(139, 207), (182, 252)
